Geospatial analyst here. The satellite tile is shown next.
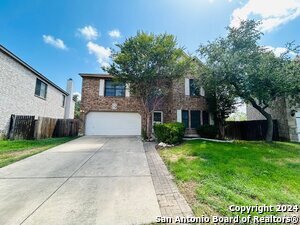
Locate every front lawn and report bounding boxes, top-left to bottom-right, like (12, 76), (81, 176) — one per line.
(0, 137), (76, 168)
(160, 140), (300, 217)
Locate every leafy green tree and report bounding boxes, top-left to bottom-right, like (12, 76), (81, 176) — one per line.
(198, 20), (300, 142)
(73, 94), (81, 119)
(105, 32), (191, 138)
(195, 64), (237, 139)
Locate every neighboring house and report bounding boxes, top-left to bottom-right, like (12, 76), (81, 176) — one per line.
(0, 44), (75, 138)
(80, 73), (213, 136)
(247, 98), (300, 142)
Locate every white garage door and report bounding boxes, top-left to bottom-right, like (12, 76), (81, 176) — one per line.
(296, 112), (300, 141)
(85, 112), (141, 136)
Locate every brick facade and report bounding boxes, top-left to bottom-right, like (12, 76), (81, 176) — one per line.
(80, 74), (209, 135)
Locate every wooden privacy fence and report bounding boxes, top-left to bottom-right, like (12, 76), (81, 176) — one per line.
(225, 120), (279, 141)
(8, 115), (79, 140)
(53, 119), (79, 137)
(34, 117), (58, 139)
(8, 115), (35, 140)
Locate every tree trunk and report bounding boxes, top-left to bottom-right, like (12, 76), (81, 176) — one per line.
(249, 98), (273, 142)
(217, 119), (225, 139)
(265, 113), (273, 142)
(146, 112), (152, 139)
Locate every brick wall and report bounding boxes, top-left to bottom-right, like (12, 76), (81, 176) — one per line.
(80, 75), (208, 134)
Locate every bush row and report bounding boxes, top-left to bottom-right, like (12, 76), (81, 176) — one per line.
(153, 123), (219, 144)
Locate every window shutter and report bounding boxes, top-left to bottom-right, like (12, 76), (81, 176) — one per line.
(209, 113), (214, 125)
(125, 83), (130, 97)
(99, 79), (105, 96)
(185, 78), (190, 96)
(200, 87), (205, 96)
(177, 110), (182, 122)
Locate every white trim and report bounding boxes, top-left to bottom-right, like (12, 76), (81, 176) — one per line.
(209, 113), (214, 125)
(99, 79), (105, 96)
(177, 110), (182, 122)
(185, 78), (190, 96)
(200, 87), (205, 96)
(125, 83), (130, 97)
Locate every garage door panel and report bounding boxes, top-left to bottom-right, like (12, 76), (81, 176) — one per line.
(85, 112), (141, 136)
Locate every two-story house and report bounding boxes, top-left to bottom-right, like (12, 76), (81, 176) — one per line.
(80, 73), (214, 136)
(0, 45), (75, 138)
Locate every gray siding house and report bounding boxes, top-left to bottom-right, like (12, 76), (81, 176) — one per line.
(0, 45), (75, 138)
(247, 98), (300, 142)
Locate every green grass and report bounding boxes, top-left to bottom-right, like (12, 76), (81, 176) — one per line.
(0, 137), (76, 168)
(160, 140), (300, 217)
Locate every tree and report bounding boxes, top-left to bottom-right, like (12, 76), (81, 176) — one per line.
(195, 63), (237, 139)
(105, 32), (191, 138)
(198, 20), (300, 142)
(73, 94), (81, 119)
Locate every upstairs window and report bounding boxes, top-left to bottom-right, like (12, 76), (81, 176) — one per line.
(189, 79), (200, 96)
(104, 80), (125, 97)
(35, 79), (47, 99)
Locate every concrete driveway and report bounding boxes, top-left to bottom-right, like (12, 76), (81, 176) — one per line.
(0, 136), (161, 225)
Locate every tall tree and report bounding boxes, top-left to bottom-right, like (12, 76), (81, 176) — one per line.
(73, 94), (81, 119)
(198, 20), (300, 142)
(105, 32), (191, 138)
(195, 64), (237, 139)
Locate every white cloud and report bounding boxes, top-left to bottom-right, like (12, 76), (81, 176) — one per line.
(108, 29), (121, 38)
(87, 41), (111, 68)
(42, 35), (67, 50)
(230, 0), (300, 32)
(78, 25), (99, 40)
(73, 92), (81, 101)
(264, 45), (296, 57)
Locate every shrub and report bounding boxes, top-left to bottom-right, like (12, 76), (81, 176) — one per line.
(153, 122), (185, 144)
(197, 125), (218, 139)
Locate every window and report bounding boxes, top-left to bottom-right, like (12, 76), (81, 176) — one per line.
(104, 80), (125, 97)
(62, 95), (66, 107)
(189, 79), (200, 96)
(153, 111), (163, 124)
(35, 79), (47, 99)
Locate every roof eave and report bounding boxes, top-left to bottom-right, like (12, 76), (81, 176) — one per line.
(0, 45), (69, 96)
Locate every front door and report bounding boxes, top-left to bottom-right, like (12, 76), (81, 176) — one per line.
(191, 110), (201, 129)
(182, 110), (189, 128)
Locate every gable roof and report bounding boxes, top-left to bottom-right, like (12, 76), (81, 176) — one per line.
(0, 44), (69, 95)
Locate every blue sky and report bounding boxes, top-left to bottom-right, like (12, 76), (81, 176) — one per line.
(1, 0), (300, 95)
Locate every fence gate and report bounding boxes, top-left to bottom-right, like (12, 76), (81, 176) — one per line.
(8, 115), (35, 140)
